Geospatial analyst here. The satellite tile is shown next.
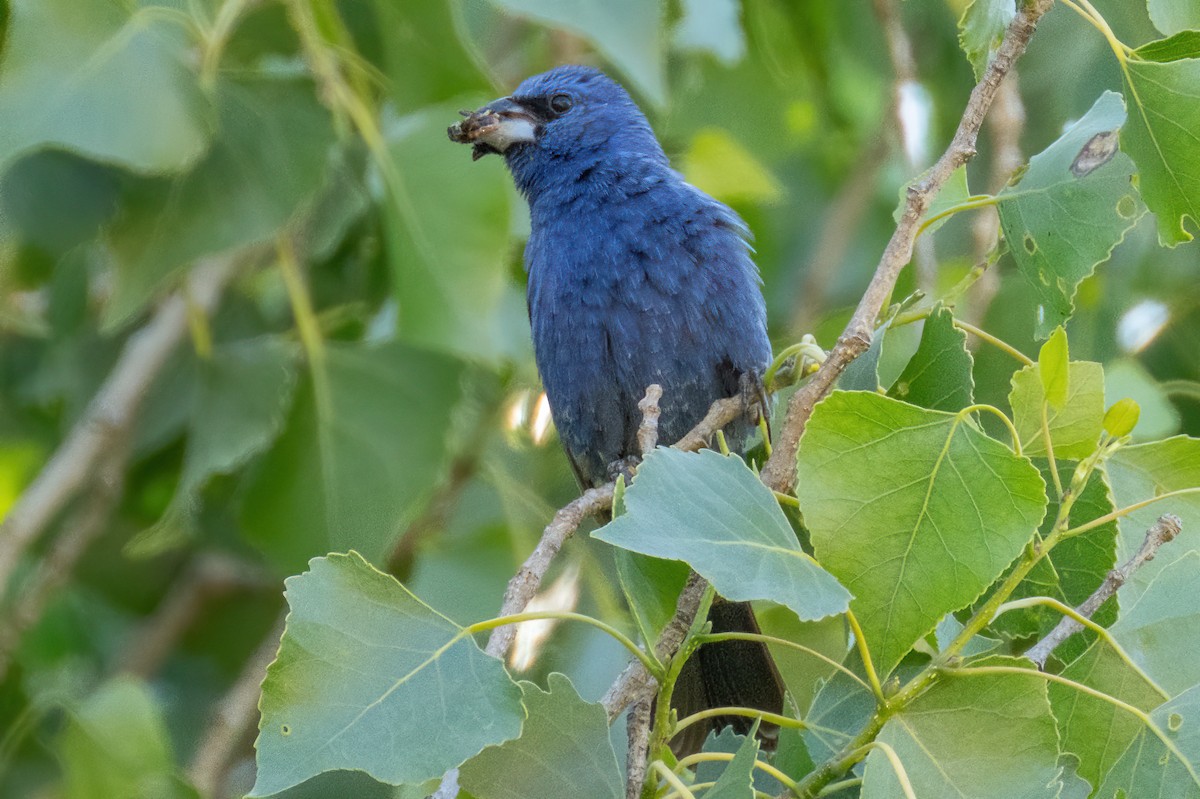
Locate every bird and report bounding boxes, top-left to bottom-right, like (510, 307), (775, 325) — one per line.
(449, 64), (783, 753)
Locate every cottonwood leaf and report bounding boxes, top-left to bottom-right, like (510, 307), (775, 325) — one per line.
(59, 678), (193, 799)
(1105, 437), (1200, 600)
(1148, 1), (1200, 40)
(1050, 641), (1167, 786)
(1110, 552), (1200, 695)
(252, 553), (524, 796)
(130, 338), (299, 557)
(797, 391), (1047, 676)
(896, 165), (970, 235)
(614, 548), (691, 646)
(1122, 41), (1200, 245)
(0, 0), (211, 175)
(704, 726), (759, 799)
(887, 305), (974, 412)
(996, 92), (1143, 337)
(1010, 361), (1105, 459)
(106, 75), (335, 326)
(959, 0), (1016, 80)
(594, 448), (852, 622)
(241, 341), (464, 573)
(863, 658), (1062, 799)
(1094, 682), (1200, 798)
(459, 674), (622, 799)
(486, 0), (666, 106)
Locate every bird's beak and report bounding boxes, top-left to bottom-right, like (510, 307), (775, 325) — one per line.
(447, 97), (540, 160)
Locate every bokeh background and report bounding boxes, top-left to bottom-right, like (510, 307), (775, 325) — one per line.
(0, 0), (1195, 796)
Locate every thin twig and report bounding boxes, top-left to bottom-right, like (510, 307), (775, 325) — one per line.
(625, 699), (653, 799)
(189, 614), (286, 799)
(637, 384), (664, 456)
(1026, 514), (1182, 667)
(0, 257), (239, 600)
(760, 0), (1054, 496)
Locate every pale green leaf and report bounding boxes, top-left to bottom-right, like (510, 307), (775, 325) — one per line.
(1010, 361), (1105, 459)
(1104, 359), (1180, 440)
(887, 305), (975, 412)
(1105, 437), (1200, 600)
(1050, 640), (1167, 786)
(241, 341), (464, 572)
(614, 548), (691, 647)
(1104, 397), (1142, 438)
(251, 553), (524, 796)
(682, 127), (783, 205)
(1094, 682), (1200, 798)
(797, 391), (1047, 675)
(1039, 327), (1070, 409)
(958, 0), (1016, 80)
(459, 674), (623, 799)
(675, 0), (746, 65)
(996, 91), (1143, 337)
(1122, 44), (1200, 245)
(0, 0), (211, 175)
(59, 678), (193, 799)
(1110, 552), (1200, 695)
(863, 658), (1061, 799)
(594, 448), (852, 622)
(704, 725), (758, 799)
(106, 76), (335, 326)
(486, 0), (666, 106)
(1148, 0), (1200, 37)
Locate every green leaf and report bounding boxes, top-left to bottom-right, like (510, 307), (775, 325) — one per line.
(704, 725), (759, 799)
(675, 0), (746, 65)
(105, 75), (335, 326)
(1009, 361), (1105, 459)
(593, 448), (852, 622)
(1110, 552), (1200, 695)
(387, 105), (525, 361)
(996, 91), (1143, 337)
(958, 0), (1016, 80)
(897, 166), (970, 235)
(803, 656), (875, 765)
(0, 0), (211, 175)
(888, 305), (975, 412)
(1104, 397), (1142, 438)
(59, 678), (194, 799)
(1136, 30), (1200, 62)
(129, 338), (299, 557)
(681, 127), (783, 205)
(987, 462), (1117, 645)
(1105, 437), (1200, 599)
(251, 553), (524, 796)
(614, 548), (691, 646)
(241, 341), (464, 573)
(458, 673), (623, 799)
(1104, 359), (1180, 440)
(1122, 46), (1200, 245)
(1050, 640), (1167, 786)
(837, 322), (885, 393)
(1095, 682), (1200, 797)
(1148, 0), (1200, 36)
(486, 0), (666, 107)
(1039, 326), (1070, 409)
(863, 658), (1061, 799)
(797, 391), (1047, 675)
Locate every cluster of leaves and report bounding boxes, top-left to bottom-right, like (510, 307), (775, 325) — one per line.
(1, 0), (1199, 798)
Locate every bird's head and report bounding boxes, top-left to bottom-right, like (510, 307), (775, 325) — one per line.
(448, 65), (666, 197)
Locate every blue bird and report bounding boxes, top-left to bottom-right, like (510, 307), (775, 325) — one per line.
(450, 65), (782, 751)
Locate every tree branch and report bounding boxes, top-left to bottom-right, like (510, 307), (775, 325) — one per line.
(1026, 514), (1182, 668)
(760, 0), (1054, 495)
(0, 256), (239, 601)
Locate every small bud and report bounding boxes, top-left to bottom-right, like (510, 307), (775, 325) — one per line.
(1103, 397), (1141, 438)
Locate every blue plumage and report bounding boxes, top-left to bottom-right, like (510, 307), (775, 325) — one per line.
(454, 65), (771, 485)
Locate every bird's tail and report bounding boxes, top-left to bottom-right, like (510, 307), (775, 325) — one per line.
(670, 599), (785, 756)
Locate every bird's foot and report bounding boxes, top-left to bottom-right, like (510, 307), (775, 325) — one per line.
(606, 455), (641, 484)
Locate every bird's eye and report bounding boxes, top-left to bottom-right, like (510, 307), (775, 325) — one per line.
(549, 93), (574, 114)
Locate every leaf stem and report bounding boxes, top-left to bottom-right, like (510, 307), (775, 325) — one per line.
(916, 194), (998, 237)
(817, 777), (863, 796)
(845, 610), (886, 704)
(672, 706), (849, 744)
(653, 761), (698, 799)
(1061, 486), (1200, 539)
(1059, 0), (1133, 64)
(853, 742), (917, 799)
(994, 596), (1170, 700)
(466, 611), (661, 677)
(940, 664), (1200, 788)
(960, 404), (1022, 456)
(951, 319), (1034, 367)
(1039, 401), (1064, 497)
(675, 752), (800, 793)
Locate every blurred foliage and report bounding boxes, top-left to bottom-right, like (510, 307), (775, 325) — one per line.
(0, 0), (1197, 797)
